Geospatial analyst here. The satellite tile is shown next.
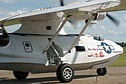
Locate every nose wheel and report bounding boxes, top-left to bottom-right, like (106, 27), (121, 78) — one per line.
(56, 64), (74, 83)
(97, 67), (107, 76)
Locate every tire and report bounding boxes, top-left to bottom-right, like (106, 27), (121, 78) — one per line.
(56, 64), (74, 83)
(97, 67), (107, 76)
(13, 71), (29, 80)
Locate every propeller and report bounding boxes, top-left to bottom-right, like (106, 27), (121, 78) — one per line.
(85, 13), (120, 26)
(59, 0), (79, 29)
(60, 0), (64, 6)
(68, 20), (79, 29)
(106, 13), (120, 26)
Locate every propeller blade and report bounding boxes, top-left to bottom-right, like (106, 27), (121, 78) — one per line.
(60, 0), (64, 6)
(68, 20), (75, 24)
(68, 20), (79, 29)
(106, 13), (120, 26)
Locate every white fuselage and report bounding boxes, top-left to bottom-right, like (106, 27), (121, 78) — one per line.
(0, 34), (123, 73)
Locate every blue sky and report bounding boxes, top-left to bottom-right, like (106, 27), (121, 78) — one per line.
(0, 0), (126, 42)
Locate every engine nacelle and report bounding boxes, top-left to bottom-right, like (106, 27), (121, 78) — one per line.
(86, 12), (106, 24)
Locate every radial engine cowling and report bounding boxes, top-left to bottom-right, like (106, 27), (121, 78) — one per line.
(86, 12), (106, 24)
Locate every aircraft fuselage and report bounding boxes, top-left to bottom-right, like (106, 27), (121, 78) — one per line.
(0, 34), (123, 73)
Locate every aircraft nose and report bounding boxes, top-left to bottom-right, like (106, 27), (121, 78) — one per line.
(115, 44), (123, 54)
(119, 46), (123, 54)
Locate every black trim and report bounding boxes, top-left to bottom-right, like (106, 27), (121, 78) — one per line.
(75, 46), (85, 52)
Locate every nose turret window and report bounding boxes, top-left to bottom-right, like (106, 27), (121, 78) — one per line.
(93, 35), (104, 41)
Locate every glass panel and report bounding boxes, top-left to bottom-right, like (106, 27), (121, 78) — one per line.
(0, 28), (10, 47)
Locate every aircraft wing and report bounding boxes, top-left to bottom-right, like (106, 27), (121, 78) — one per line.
(0, 0), (121, 26)
(0, 0), (124, 35)
(100, 0), (126, 12)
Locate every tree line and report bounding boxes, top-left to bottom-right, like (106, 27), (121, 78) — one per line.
(116, 42), (126, 47)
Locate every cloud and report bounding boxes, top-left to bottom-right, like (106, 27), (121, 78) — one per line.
(9, 8), (30, 16)
(0, 0), (16, 4)
(0, 8), (30, 20)
(0, 9), (9, 19)
(123, 13), (126, 17)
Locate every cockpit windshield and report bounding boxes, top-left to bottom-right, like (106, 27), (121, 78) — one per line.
(93, 35), (104, 41)
(0, 27), (10, 47)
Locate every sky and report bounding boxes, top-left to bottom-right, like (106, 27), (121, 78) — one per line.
(0, 0), (126, 42)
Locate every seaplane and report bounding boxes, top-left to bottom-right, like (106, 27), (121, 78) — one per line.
(0, 0), (125, 83)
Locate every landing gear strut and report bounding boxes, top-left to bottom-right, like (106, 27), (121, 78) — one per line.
(97, 67), (107, 76)
(13, 71), (29, 80)
(56, 64), (74, 83)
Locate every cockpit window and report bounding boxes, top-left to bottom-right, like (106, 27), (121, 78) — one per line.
(93, 35), (104, 41)
(0, 28), (10, 47)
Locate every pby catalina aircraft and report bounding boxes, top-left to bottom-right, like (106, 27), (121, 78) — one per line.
(0, 0), (125, 83)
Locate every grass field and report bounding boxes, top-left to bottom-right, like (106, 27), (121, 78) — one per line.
(110, 47), (126, 66)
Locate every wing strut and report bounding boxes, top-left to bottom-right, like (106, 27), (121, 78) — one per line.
(43, 15), (71, 53)
(68, 14), (96, 53)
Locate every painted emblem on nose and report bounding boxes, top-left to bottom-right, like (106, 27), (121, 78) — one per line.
(98, 42), (115, 54)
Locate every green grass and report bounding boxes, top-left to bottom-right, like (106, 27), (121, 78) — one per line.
(110, 47), (126, 66)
